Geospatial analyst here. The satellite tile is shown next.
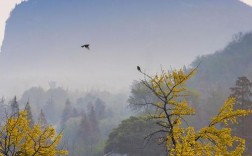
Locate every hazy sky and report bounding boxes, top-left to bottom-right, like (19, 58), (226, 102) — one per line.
(0, 0), (252, 51)
(1, 0), (252, 97)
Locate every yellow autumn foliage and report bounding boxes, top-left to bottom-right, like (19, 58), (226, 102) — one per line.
(0, 111), (68, 156)
(139, 67), (252, 156)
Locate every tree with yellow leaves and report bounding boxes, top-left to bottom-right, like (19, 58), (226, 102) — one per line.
(0, 110), (68, 156)
(133, 66), (251, 156)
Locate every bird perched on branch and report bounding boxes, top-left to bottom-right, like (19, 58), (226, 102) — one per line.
(137, 66), (141, 72)
(81, 44), (90, 50)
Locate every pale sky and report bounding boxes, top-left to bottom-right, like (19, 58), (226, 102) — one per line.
(0, 0), (28, 51)
(0, 0), (252, 52)
(0, 0), (252, 97)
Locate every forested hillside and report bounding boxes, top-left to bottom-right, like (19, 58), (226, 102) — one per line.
(190, 32), (252, 96)
(187, 32), (252, 127)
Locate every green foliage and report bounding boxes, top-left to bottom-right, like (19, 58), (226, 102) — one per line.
(105, 116), (166, 156)
(128, 80), (162, 112)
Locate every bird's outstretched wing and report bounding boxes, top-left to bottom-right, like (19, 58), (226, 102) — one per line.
(81, 44), (90, 50)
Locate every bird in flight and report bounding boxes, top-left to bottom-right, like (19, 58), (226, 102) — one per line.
(137, 66), (141, 72)
(81, 44), (90, 50)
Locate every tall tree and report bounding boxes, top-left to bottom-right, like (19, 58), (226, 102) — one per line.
(128, 80), (159, 112)
(74, 110), (93, 156)
(94, 98), (106, 119)
(61, 99), (73, 126)
(88, 105), (100, 145)
(230, 76), (252, 108)
(131, 66), (252, 155)
(24, 101), (34, 127)
(76, 106), (101, 155)
(38, 109), (48, 129)
(0, 97), (6, 119)
(78, 111), (91, 143)
(229, 76), (252, 154)
(0, 110), (68, 155)
(10, 96), (19, 117)
(105, 116), (166, 156)
(44, 95), (57, 123)
(0, 97), (5, 105)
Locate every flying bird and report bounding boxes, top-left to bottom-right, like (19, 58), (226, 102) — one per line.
(81, 44), (90, 50)
(137, 66), (141, 72)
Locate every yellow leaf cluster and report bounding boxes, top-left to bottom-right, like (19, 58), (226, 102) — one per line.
(166, 98), (249, 156)
(140, 67), (252, 156)
(210, 98), (251, 126)
(0, 111), (68, 156)
(146, 68), (196, 120)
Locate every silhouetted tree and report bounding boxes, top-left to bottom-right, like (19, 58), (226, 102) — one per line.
(25, 101), (34, 127)
(10, 96), (19, 117)
(44, 96), (56, 123)
(88, 105), (100, 146)
(0, 97), (5, 105)
(0, 97), (6, 119)
(61, 99), (73, 126)
(128, 80), (160, 112)
(105, 116), (166, 156)
(76, 105), (101, 155)
(38, 109), (48, 129)
(75, 110), (93, 155)
(230, 76), (252, 154)
(78, 111), (91, 143)
(230, 76), (252, 109)
(94, 98), (106, 119)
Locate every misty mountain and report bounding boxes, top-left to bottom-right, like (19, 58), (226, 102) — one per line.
(186, 31), (252, 128)
(190, 32), (252, 97)
(1, 0), (252, 96)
